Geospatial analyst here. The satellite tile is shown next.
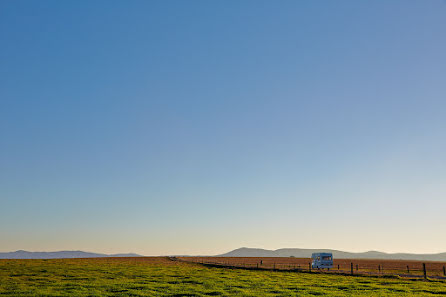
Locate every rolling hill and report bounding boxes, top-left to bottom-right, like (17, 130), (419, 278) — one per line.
(218, 248), (446, 262)
(0, 250), (142, 259)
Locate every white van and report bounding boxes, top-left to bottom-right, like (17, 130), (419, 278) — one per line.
(311, 253), (333, 269)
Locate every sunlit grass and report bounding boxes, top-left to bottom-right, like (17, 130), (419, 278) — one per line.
(0, 257), (445, 296)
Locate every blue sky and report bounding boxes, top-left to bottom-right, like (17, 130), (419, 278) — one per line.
(1, 0), (446, 255)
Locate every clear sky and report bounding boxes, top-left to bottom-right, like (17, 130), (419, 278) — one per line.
(1, 0), (445, 256)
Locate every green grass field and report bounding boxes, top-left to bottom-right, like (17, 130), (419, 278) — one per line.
(1, 257), (446, 296)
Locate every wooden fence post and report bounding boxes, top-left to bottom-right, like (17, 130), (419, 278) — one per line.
(407, 265), (409, 273)
(443, 265), (445, 276)
(351, 263), (353, 275)
(356, 264), (358, 271)
(423, 263), (427, 279)
(337, 264), (340, 270)
(273, 263), (276, 270)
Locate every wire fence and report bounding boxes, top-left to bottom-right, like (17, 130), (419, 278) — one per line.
(176, 257), (446, 280)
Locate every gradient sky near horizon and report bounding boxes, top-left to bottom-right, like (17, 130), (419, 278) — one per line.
(1, 0), (446, 256)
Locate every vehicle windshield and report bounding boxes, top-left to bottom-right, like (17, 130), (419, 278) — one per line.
(322, 256), (332, 261)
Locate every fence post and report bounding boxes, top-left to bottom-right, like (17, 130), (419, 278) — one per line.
(273, 263), (276, 270)
(423, 263), (427, 279)
(309, 263), (311, 272)
(351, 263), (353, 275)
(407, 265), (409, 273)
(337, 264), (340, 270)
(378, 265), (380, 273)
(356, 264), (358, 272)
(443, 265), (445, 276)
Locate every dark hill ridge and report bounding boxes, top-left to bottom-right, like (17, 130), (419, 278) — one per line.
(0, 250), (142, 259)
(218, 248), (446, 262)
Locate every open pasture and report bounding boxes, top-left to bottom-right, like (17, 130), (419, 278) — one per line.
(182, 257), (446, 278)
(1, 257), (446, 296)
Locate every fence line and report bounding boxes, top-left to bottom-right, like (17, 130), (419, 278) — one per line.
(175, 257), (446, 280)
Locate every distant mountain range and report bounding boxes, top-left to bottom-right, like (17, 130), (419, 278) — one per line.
(4, 248), (446, 261)
(0, 250), (142, 259)
(218, 248), (446, 262)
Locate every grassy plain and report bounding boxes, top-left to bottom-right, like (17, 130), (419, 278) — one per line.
(187, 257), (446, 277)
(1, 257), (446, 296)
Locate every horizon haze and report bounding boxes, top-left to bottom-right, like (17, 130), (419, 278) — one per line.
(3, 247), (446, 262)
